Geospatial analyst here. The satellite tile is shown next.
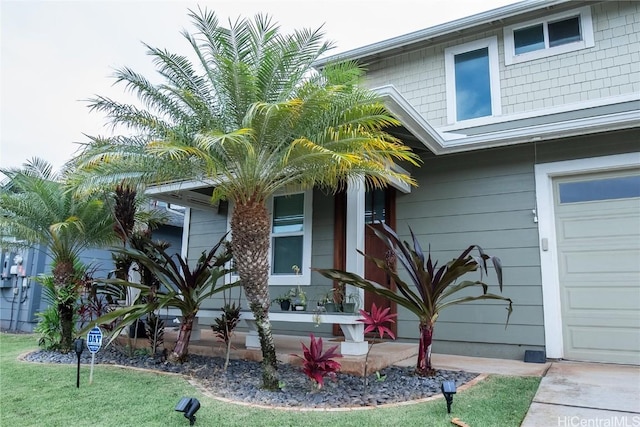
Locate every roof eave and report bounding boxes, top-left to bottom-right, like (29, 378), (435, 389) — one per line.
(314, 0), (573, 67)
(375, 85), (640, 155)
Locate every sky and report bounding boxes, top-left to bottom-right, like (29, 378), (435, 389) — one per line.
(0, 0), (518, 173)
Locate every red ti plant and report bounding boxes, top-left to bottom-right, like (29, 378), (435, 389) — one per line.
(291, 334), (342, 389)
(359, 303), (397, 392)
(315, 222), (512, 377)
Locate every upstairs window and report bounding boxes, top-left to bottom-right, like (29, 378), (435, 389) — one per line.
(445, 37), (501, 124)
(505, 6), (594, 65)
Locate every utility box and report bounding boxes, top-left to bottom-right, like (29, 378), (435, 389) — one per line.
(0, 251), (16, 288)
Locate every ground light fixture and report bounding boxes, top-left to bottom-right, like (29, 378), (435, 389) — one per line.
(175, 397), (200, 426)
(73, 338), (84, 388)
(441, 380), (456, 413)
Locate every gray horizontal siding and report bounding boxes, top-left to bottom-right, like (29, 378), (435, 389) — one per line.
(536, 128), (640, 164)
(394, 144), (545, 357)
(186, 208), (232, 312)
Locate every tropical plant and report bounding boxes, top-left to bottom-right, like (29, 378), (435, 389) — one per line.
(291, 333), (342, 389)
(358, 302), (397, 395)
(34, 275), (64, 350)
(0, 158), (116, 351)
(34, 306), (62, 350)
(316, 222), (513, 376)
(81, 233), (239, 362)
(211, 300), (241, 371)
(70, 10), (420, 388)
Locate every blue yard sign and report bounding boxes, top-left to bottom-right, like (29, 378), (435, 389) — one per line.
(87, 326), (102, 354)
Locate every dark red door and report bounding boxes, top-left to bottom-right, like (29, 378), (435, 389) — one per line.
(332, 188), (397, 337)
(363, 188), (397, 337)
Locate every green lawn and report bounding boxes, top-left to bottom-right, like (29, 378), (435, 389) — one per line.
(0, 333), (540, 427)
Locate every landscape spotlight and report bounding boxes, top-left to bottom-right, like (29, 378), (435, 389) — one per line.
(73, 338), (84, 388)
(441, 380), (456, 413)
(175, 397), (200, 426)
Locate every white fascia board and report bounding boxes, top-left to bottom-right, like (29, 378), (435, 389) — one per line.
(376, 85), (640, 155)
(374, 85), (446, 154)
(440, 110), (640, 153)
(314, 0), (571, 67)
(145, 179), (217, 195)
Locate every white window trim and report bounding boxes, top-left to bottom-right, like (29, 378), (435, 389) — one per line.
(504, 5), (594, 66)
(445, 36), (502, 126)
(227, 189), (313, 287)
(534, 152), (640, 359)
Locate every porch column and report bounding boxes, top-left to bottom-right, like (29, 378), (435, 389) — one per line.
(344, 178), (367, 355)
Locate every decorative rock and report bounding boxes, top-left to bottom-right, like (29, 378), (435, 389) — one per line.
(24, 346), (478, 409)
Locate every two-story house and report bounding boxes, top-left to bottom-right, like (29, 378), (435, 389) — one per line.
(151, 0), (639, 365)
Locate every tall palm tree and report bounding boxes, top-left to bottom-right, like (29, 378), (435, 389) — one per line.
(71, 9), (420, 389)
(0, 158), (117, 351)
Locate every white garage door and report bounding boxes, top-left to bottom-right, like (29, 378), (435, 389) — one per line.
(555, 170), (640, 365)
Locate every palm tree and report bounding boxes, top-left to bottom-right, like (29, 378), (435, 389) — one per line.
(0, 158), (117, 351)
(71, 9), (420, 389)
(316, 222), (513, 376)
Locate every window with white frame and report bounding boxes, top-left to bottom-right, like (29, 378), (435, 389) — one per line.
(503, 6), (594, 66)
(228, 190), (313, 287)
(445, 36), (501, 124)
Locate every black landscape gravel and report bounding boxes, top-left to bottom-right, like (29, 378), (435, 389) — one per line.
(23, 345), (479, 409)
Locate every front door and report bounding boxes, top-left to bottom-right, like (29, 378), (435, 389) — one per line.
(363, 188), (397, 336)
(332, 187), (398, 337)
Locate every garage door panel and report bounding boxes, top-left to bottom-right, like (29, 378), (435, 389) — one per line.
(564, 287), (640, 311)
(560, 214), (640, 240)
(561, 249), (640, 274)
(567, 327), (640, 354)
(555, 170), (640, 365)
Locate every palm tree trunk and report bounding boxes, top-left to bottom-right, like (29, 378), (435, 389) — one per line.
(52, 260), (77, 353)
(170, 315), (194, 362)
(416, 320), (436, 377)
(230, 199), (279, 390)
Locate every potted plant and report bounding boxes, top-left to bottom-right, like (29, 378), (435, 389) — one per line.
(342, 292), (360, 313)
(322, 287), (343, 313)
(272, 287), (296, 311)
(290, 265), (307, 311)
(292, 285), (307, 311)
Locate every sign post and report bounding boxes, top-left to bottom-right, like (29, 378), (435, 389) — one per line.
(86, 326), (102, 385)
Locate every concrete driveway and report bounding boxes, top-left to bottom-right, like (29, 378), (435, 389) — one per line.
(521, 361), (640, 426)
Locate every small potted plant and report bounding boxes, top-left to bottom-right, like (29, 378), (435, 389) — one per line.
(272, 286), (296, 311)
(290, 265), (307, 311)
(342, 292), (360, 313)
(323, 287), (343, 313)
(292, 285), (307, 311)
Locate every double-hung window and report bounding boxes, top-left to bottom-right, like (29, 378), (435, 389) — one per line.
(504, 6), (594, 65)
(444, 36), (501, 124)
(228, 190), (313, 287)
(270, 191), (312, 286)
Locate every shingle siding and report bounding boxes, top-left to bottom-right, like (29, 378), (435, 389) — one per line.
(363, 2), (639, 126)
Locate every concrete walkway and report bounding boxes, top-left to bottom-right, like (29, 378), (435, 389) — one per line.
(521, 361), (640, 427)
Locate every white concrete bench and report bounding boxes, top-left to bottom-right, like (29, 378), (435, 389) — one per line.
(167, 309), (367, 355)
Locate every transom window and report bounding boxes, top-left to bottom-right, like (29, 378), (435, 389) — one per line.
(445, 37), (501, 124)
(504, 6), (594, 65)
(558, 174), (640, 204)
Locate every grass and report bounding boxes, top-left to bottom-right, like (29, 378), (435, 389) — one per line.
(0, 332), (540, 427)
